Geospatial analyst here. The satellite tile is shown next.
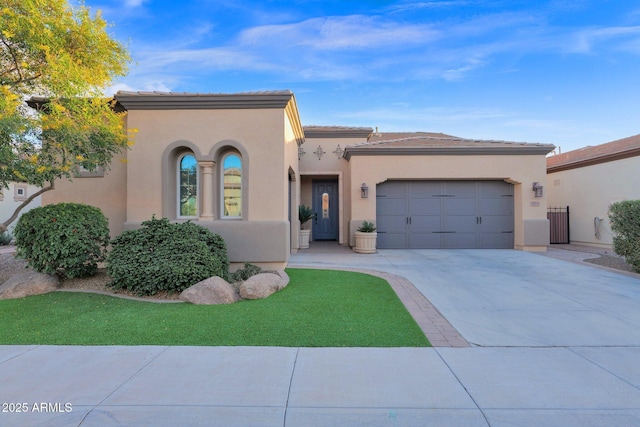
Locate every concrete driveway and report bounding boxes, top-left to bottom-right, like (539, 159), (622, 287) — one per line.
(1, 248), (640, 426)
(290, 248), (640, 347)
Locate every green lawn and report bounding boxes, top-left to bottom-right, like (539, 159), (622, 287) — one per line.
(0, 269), (430, 347)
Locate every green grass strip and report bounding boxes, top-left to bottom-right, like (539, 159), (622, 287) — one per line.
(0, 269), (430, 347)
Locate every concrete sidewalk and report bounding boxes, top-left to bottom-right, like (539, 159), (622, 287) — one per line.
(2, 247), (640, 426)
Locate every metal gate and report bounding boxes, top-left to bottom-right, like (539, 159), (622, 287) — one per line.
(548, 206), (570, 244)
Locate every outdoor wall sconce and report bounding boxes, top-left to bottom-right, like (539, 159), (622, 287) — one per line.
(333, 144), (344, 159)
(532, 182), (544, 198)
(298, 146), (306, 160)
(361, 183), (369, 198)
(314, 145), (326, 160)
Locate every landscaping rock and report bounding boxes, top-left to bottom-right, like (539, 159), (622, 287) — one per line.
(274, 270), (290, 288)
(179, 276), (239, 305)
(0, 271), (60, 300)
(239, 272), (287, 300)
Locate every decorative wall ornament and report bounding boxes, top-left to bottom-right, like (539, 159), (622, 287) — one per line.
(298, 146), (306, 160)
(314, 145), (326, 160)
(333, 144), (344, 159)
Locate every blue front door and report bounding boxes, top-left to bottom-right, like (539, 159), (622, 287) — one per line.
(313, 180), (338, 240)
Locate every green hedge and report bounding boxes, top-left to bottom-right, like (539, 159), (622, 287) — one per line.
(14, 203), (110, 278)
(609, 200), (640, 273)
(106, 217), (229, 295)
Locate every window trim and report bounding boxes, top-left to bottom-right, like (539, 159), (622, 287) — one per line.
(14, 184), (27, 201)
(177, 152), (199, 219)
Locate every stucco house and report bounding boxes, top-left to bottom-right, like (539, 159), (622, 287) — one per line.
(43, 90), (555, 269)
(546, 134), (640, 248)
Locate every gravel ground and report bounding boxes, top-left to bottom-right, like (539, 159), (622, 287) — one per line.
(550, 244), (635, 273)
(0, 251), (179, 300)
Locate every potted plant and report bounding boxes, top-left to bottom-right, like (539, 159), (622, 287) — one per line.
(354, 220), (377, 254)
(298, 205), (313, 249)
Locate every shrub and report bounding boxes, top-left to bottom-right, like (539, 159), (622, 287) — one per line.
(106, 217), (229, 295)
(13, 203), (110, 278)
(0, 231), (12, 246)
(609, 200), (640, 273)
(229, 262), (262, 283)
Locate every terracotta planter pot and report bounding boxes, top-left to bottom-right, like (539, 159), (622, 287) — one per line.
(354, 231), (377, 254)
(299, 229), (311, 249)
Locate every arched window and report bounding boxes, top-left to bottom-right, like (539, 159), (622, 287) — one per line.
(178, 153), (197, 217)
(222, 152), (242, 218)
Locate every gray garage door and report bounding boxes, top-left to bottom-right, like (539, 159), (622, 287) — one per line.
(376, 180), (514, 249)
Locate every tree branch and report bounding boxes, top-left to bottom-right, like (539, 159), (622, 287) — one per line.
(0, 181), (54, 233)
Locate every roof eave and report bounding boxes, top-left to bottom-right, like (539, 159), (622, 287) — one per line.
(304, 127), (373, 139)
(115, 91), (295, 110)
(344, 145), (555, 159)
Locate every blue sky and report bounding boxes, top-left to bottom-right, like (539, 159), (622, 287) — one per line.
(84, 0), (640, 152)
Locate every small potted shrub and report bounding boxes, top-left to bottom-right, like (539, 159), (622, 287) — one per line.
(299, 205), (314, 249)
(354, 220), (377, 254)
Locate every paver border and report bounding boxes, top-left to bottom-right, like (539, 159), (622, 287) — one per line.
(291, 265), (470, 348)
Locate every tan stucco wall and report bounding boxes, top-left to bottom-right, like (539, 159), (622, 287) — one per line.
(125, 108), (289, 223)
(348, 154), (550, 250)
(42, 154), (128, 239)
(547, 156), (640, 247)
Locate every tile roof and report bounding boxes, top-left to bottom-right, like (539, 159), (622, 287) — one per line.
(547, 133), (640, 173)
(343, 132), (555, 158)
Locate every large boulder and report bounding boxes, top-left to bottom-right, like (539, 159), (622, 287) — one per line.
(0, 272), (60, 300)
(179, 276), (239, 305)
(239, 272), (288, 300)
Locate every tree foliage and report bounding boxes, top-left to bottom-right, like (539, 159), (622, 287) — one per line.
(0, 0), (131, 231)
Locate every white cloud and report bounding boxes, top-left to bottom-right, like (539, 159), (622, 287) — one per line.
(123, 0), (147, 7)
(239, 15), (441, 51)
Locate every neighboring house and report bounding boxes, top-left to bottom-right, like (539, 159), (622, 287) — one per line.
(0, 182), (42, 234)
(546, 134), (640, 248)
(43, 90), (555, 269)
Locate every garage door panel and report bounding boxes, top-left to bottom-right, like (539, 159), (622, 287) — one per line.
(480, 215), (514, 232)
(444, 215), (477, 233)
(409, 181), (442, 197)
(479, 181), (512, 197)
(377, 181), (406, 198)
(377, 197), (407, 216)
(410, 215), (441, 232)
(444, 198), (476, 215)
(444, 233), (477, 249)
(377, 215), (408, 233)
(409, 198), (441, 215)
(480, 197), (513, 215)
(409, 233), (442, 249)
(377, 232), (407, 249)
(444, 182), (477, 197)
